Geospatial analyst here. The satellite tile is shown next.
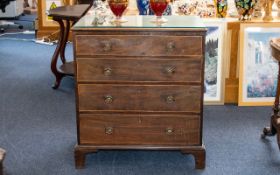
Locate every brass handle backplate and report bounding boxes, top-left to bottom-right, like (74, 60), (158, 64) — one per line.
(104, 67), (112, 76)
(166, 95), (175, 103)
(103, 42), (112, 52)
(104, 95), (113, 104)
(165, 66), (175, 75)
(166, 42), (175, 52)
(105, 127), (113, 135)
(165, 128), (174, 135)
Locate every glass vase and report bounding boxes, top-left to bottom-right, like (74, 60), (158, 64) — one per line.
(108, 0), (129, 23)
(149, 0), (169, 23)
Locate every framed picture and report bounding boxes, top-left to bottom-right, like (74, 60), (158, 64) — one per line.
(41, 0), (66, 27)
(203, 19), (226, 105)
(238, 23), (280, 106)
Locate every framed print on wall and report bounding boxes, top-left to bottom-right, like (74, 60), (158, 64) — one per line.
(38, 0), (75, 38)
(238, 23), (280, 106)
(203, 19), (226, 105)
(41, 0), (66, 27)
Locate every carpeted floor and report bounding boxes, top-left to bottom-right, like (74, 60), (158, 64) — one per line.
(1, 34), (280, 175)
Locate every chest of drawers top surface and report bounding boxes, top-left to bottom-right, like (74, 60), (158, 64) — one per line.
(72, 15), (206, 31)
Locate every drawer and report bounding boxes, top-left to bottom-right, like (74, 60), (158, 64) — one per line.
(79, 114), (200, 146)
(76, 58), (202, 83)
(78, 84), (201, 112)
(75, 35), (203, 56)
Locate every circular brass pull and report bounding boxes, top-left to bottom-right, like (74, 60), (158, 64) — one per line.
(104, 95), (113, 104)
(165, 66), (175, 75)
(166, 42), (175, 52)
(105, 127), (113, 135)
(165, 128), (174, 135)
(103, 42), (112, 52)
(104, 67), (112, 76)
(166, 95), (175, 103)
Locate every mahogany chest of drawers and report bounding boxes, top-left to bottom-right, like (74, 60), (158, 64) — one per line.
(72, 15), (207, 169)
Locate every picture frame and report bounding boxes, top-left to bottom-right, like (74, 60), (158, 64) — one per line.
(203, 19), (226, 105)
(41, 0), (67, 27)
(238, 23), (280, 106)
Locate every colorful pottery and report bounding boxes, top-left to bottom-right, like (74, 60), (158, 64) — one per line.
(136, 0), (150, 15)
(252, 0), (265, 18)
(215, 0), (228, 18)
(136, 0), (172, 15)
(176, 0), (216, 18)
(235, 0), (257, 20)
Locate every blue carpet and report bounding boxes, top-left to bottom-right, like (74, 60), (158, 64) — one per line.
(1, 34), (280, 175)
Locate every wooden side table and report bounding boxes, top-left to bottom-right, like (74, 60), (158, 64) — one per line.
(262, 38), (280, 149)
(48, 4), (91, 89)
(0, 148), (6, 175)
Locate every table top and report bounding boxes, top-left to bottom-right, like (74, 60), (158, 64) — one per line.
(72, 14), (206, 30)
(48, 4), (91, 20)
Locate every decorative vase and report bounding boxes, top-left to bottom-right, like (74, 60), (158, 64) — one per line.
(262, 0), (274, 21)
(149, 0), (169, 23)
(234, 0), (257, 21)
(252, 0), (265, 18)
(215, 0), (228, 18)
(136, 0), (150, 15)
(136, 0), (172, 16)
(148, 4), (172, 15)
(108, 0), (129, 22)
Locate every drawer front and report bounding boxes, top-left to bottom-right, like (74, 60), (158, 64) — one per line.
(76, 58), (202, 83)
(79, 114), (200, 145)
(78, 84), (201, 112)
(75, 35), (203, 56)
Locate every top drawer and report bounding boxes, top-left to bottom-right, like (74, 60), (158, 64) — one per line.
(75, 35), (203, 57)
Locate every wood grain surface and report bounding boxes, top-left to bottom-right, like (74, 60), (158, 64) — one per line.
(78, 84), (201, 112)
(79, 114), (200, 145)
(76, 58), (202, 83)
(75, 35), (203, 57)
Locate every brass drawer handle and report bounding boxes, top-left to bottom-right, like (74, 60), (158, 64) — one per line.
(103, 42), (112, 52)
(166, 42), (175, 52)
(165, 128), (174, 135)
(105, 127), (113, 135)
(104, 67), (112, 76)
(104, 95), (113, 104)
(166, 95), (175, 103)
(165, 66), (175, 75)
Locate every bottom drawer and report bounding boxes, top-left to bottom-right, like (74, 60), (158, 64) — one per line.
(79, 114), (201, 146)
